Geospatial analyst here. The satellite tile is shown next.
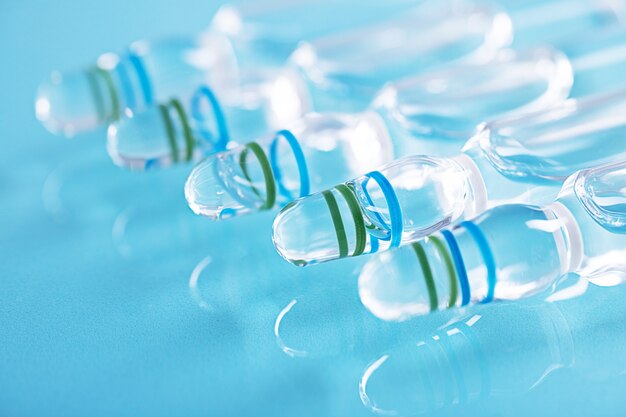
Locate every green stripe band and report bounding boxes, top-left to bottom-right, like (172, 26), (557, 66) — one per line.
(95, 67), (120, 121)
(159, 103), (179, 163)
(411, 242), (438, 312)
(429, 235), (458, 308)
(86, 69), (105, 122)
(159, 99), (197, 163)
(239, 142), (276, 210)
(335, 184), (366, 257)
(239, 149), (259, 199)
(168, 99), (195, 161)
(322, 190), (348, 258)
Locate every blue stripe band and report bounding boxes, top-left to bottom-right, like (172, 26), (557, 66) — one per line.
(458, 221), (496, 303)
(441, 229), (470, 306)
(145, 159), (159, 170)
(369, 236), (379, 254)
(218, 208), (237, 220)
(127, 51), (153, 105)
(115, 62), (136, 110)
(191, 85), (230, 152)
(364, 171), (403, 248)
(269, 130), (310, 199)
(361, 177), (390, 240)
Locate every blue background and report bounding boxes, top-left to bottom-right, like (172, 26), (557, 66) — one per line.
(1, 1), (625, 416)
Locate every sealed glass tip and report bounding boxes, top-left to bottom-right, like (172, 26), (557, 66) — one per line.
(185, 152), (266, 220)
(272, 192), (349, 266)
(36, 69), (114, 136)
(273, 170), (408, 266)
(107, 88), (229, 170)
(574, 161), (626, 234)
(185, 135), (304, 220)
(107, 107), (184, 170)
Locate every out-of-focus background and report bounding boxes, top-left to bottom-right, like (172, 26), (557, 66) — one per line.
(1, 1), (625, 416)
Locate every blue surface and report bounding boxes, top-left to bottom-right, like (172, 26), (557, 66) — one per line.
(1, 1), (625, 416)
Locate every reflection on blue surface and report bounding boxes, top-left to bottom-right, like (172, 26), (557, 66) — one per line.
(359, 282), (626, 416)
(1, 1), (626, 416)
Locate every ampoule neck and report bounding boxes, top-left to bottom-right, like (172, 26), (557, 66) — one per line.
(208, 4), (296, 67)
(287, 0), (512, 114)
(368, 46), (573, 159)
(370, 90), (473, 158)
(449, 153), (488, 220)
(232, 66), (312, 130)
(460, 139), (553, 208)
(554, 163), (626, 286)
(287, 45), (376, 114)
(542, 200), (584, 276)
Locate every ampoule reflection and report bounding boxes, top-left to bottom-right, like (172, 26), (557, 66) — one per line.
(274, 279), (456, 359)
(34, 0), (422, 136)
(112, 199), (219, 261)
(272, 89), (626, 267)
(359, 284), (626, 416)
(111, 180), (297, 262)
(187, 217), (349, 317)
(42, 148), (153, 224)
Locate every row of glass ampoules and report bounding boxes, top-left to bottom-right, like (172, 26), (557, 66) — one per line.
(36, 0), (626, 321)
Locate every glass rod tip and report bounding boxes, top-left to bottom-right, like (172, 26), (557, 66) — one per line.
(185, 150), (274, 220)
(107, 106), (203, 170)
(185, 157), (226, 219)
(36, 69), (115, 136)
(272, 186), (372, 266)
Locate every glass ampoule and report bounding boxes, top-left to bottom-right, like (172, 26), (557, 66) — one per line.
(106, 0), (515, 170)
(33, 0), (420, 136)
(183, 45), (578, 221)
(359, 284), (626, 415)
(272, 281), (454, 359)
(382, 28), (626, 158)
(272, 90), (626, 266)
(357, 160), (626, 321)
(107, 68), (310, 170)
(185, 112), (394, 220)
